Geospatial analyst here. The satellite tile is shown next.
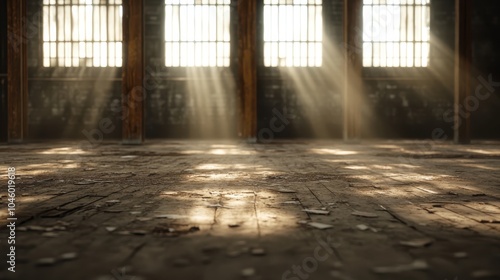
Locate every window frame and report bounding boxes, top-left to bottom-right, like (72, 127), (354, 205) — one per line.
(362, 0), (431, 70)
(163, 0), (233, 69)
(261, 0), (324, 68)
(40, 0), (124, 68)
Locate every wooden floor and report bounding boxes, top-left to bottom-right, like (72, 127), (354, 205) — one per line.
(1, 140), (500, 280)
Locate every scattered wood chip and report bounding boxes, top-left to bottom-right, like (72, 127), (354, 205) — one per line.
(53, 225), (67, 231)
(308, 222), (333, 230)
(105, 227), (117, 232)
(154, 214), (188, 219)
(351, 210), (378, 218)
(116, 231), (131, 235)
(42, 232), (59, 238)
(28, 226), (46, 231)
(130, 211), (142, 215)
(472, 193), (486, 197)
(207, 204), (224, 208)
(372, 260), (428, 274)
(84, 168), (96, 171)
(251, 248), (266, 256)
(36, 258), (57, 266)
(282, 201), (301, 205)
(303, 209), (330, 215)
(226, 250), (241, 258)
(297, 220), (308, 225)
(162, 191), (179, 195)
(453, 252), (468, 259)
(228, 224), (241, 228)
(424, 208), (436, 214)
(472, 270), (497, 278)
(121, 155), (138, 159)
(399, 238), (433, 248)
(241, 268), (256, 277)
(356, 224), (369, 231)
(131, 230), (147, 236)
(136, 217), (153, 222)
(60, 252), (78, 261)
(269, 188), (296, 193)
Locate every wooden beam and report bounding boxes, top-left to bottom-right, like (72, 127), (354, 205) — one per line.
(454, 0), (472, 144)
(122, 0), (144, 144)
(6, 0), (28, 143)
(343, 0), (363, 141)
(238, 0), (257, 141)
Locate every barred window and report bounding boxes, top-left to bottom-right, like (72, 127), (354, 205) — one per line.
(42, 0), (123, 67)
(363, 0), (430, 67)
(263, 0), (323, 67)
(164, 0), (231, 67)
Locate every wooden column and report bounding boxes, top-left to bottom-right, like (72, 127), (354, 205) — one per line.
(454, 0), (472, 144)
(7, 0), (28, 143)
(238, 0), (257, 141)
(122, 0), (144, 144)
(343, 0), (363, 141)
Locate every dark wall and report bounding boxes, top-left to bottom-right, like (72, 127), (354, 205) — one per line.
(18, 0), (500, 141)
(471, 0), (500, 139)
(26, 0), (122, 141)
(0, 0), (7, 142)
(364, 0), (500, 140)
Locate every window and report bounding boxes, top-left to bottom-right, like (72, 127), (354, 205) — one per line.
(363, 0), (430, 67)
(164, 0), (231, 67)
(42, 0), (123, 67)
(263, 0), (323, 67)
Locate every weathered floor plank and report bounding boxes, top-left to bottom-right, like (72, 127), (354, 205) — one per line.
(0, 140), (499, 280)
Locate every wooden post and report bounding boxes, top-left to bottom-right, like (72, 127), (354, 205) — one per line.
(454, 0), (472, 144)
(7, 0), (28, 143)
(238, 0), (257, 141)
(122, 0), (144, 144)
(343, 0), (363, 141)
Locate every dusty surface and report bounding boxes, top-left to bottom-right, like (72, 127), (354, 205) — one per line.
(0, 140), (499, 280)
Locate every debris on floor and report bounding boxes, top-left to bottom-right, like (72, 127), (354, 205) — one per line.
(351, 210), (379, 218)
(372, 260), (429, 274)
(308, 222), (334, 230)
(399, 238), (434, 248)
(303, 209), (330, 215)
(241, 268), (256, 277)
(36, 258), (57, 266)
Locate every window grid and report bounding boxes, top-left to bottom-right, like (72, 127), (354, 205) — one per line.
(263, 0), (323, 67)
(363, 0), (430, 67)
(42, 0), (123, 67)
(164, 0), (231, 67)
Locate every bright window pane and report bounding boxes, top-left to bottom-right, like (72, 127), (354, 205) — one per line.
(263, 0), (323, 67)
(164, 0), (230, 67)
(42, 0), (123, 67)
(363, 0), (430, 67)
